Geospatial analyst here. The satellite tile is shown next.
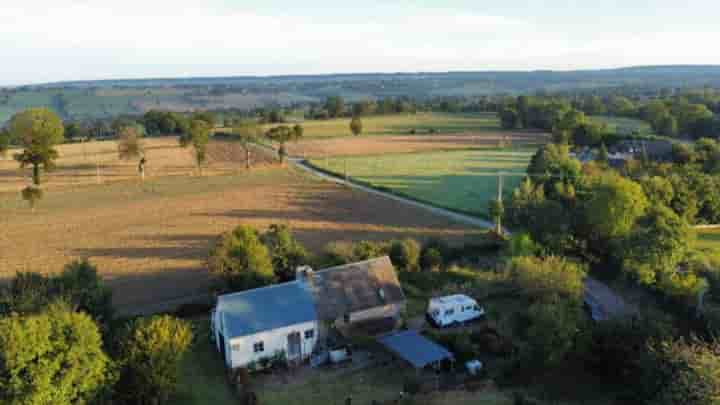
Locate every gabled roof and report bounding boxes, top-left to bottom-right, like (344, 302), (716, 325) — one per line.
(218, 281), (316, 338)
(310, 256), (405, 321)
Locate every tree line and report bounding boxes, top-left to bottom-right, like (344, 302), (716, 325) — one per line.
(0, 260), (193, 405)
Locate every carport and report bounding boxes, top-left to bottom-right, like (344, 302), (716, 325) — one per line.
(378, 330), (454, 370)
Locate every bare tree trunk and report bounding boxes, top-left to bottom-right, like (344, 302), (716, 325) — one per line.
(246, 148), (251, 169)
(32, 164), (40, 186)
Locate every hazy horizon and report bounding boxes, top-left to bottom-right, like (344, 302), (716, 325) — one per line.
(3, 0), (720, 86)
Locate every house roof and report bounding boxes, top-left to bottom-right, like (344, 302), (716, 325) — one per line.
(218, 281), (317, 338)
(583, 277), (637, 321)
(378, 330), (454, 369)
(310, 256), (405, 321)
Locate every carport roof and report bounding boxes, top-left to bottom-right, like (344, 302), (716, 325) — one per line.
(378, 330), (454, 369)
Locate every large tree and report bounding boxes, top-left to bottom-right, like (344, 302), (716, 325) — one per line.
(232, 121), (262, 169)
(349, 116), (363, 136)
(582, 174), (648, 241)
(117, 125), (144, 161)
(117, 315), (193, 405)
(260, 224), (309, 282)
(0, 303), (111, 405)
(266, 125), (302, 164)
(208, 225), (275, 291)
(8, 108), (65, 186)
(179, 119), (211, 174)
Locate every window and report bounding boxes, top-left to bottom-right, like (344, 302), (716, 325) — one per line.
(465, 306), (473, 311)
(253, 341), (264, 353)
(344, 313), (351, 323)
(231, 343), (241, 352)
(444, 309), (454, 316)
(304, 329), (315, 339)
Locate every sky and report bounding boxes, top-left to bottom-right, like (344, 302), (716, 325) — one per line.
(2, 0), (720, 85)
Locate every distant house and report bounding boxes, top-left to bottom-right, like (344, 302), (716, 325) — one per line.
(211, 256), (405, 369)
(608, 139), (674, 161)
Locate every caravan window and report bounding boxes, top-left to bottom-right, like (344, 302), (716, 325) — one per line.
(444, 309), (454, 316)
(253, 342), (265, 353)
(304, 329), (315, 339)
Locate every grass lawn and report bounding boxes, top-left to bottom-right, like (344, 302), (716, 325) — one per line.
(695, 228), (720, 252)
(176, 319), (513, 405)
(309, 149), (533, 217)
(589, 115), (655, 136)
(266, 112), (500, 139)
(175, 320), (237, 405)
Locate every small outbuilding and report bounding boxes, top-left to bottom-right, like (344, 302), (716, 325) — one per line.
(378, 330), (454, 369)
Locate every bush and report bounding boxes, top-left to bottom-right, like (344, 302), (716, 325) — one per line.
(508, 256), (585, 304)
(208, 225), (275, 292)
(640, 336), (720, 405)
(389, 239), (421, 271)
(260, 224), (309, 282)
(352, 240), (390, 261)
(420, 248), (443, 272)
(116, 315), (193, 404)
(319, 241), (356, 266)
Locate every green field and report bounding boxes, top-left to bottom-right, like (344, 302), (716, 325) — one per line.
(309, 149), (533, 217)
(589, 115), (655, 136)
(270, 112), (500, 139)
(696, 228), (720, 252)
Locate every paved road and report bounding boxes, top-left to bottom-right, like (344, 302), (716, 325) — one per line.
(289, 158), (499, 231)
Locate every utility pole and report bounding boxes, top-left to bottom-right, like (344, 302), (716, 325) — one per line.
(495, 171), (504, 236)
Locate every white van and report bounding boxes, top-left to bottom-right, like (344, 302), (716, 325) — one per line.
(427, 294), (485, 328)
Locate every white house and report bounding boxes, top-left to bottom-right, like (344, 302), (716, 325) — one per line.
(211, 281), (319, 369)
(211, 256), (405, 369)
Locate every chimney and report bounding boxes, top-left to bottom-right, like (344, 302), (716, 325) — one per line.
(296, 265), (314, 284)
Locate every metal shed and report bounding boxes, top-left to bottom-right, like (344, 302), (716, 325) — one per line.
(378, 330), (454, 369)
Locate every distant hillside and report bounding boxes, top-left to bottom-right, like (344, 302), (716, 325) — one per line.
(2, 65), (720, 123)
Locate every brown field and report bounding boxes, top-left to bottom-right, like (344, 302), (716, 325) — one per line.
(0, 152), (481, 313)
(285, 131), (548, 158)
(0, 137), (275, 194)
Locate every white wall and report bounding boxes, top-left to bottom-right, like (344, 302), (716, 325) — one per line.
(226, 320), (319, 369)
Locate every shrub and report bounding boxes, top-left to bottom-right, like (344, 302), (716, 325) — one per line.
(116, 315), (193, 404)
(420, 248), (443, 272)
(208, 225), (275, 292)
(319, 241), (356, 266)
(260, 224), (309, 282)
(640, 336), (720, 405)
(389, 239), (421, 271)
(352, 240), (389, 261)
(508, 256), (585, 304)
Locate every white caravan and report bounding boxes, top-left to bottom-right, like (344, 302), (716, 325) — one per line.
(427, 294), (485, 328)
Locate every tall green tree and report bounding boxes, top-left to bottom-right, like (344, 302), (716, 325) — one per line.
(208, 225), (275, 291)
(350, 116), (363, 136)
(583, 174), (648, 240)
(499, 107), (519, 129)
(0, 302), (111, 405)
(179, 120), (211, 174)
(260, 224), (309, 282)
(266, 125), (302, 164)
(117, 125), (144, 161)
(325, 96), (345, 118)
(9, 108), (65, 186)
(232, 121), (262, 169)
(117, 315), (193, 405)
